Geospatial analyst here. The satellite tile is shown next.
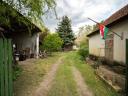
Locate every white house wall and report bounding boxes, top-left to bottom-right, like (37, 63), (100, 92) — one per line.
(89, 33), (105, 57)
(109, 19), (128, 63)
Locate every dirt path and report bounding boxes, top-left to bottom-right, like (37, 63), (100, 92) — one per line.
(34, 57), (63, 96)
(72, 66), (93, 96)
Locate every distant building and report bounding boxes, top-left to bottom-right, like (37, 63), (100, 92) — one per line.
(87, 4), (128, 64)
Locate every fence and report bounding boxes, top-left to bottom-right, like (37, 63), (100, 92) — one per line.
(0, 38), (13, 96)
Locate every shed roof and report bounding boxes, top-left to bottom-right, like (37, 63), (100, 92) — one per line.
(0, 2), (42, 34)
(87, 4), (128, 37)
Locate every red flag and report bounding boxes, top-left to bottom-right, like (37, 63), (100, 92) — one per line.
(99, 24), (109, 39)
(99, 24), (104, 39)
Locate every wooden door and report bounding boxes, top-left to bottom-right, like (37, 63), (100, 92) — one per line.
(105, 34), (114, 61)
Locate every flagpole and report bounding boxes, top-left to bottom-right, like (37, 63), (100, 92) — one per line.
(88, 18), (100, 24)
(88, 18), (123, 40)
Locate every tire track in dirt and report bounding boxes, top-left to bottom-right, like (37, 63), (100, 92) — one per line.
(72, 66), (93, 96)
(34, 57), (63, 96)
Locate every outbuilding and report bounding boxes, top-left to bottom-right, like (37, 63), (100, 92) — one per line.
(0, 2), (42, 60)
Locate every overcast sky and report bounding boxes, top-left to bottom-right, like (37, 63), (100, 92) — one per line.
(43, 0), (128, 34)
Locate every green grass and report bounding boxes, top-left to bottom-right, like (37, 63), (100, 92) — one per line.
(48, 55), (79, 96)
(14, 52), (63, 96)
(14, 51), (119, 96)
(66, 51), (119, 96)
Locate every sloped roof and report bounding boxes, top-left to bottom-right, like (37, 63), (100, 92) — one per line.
(0, 2), (42, 34)
(87, 4), (128, 37)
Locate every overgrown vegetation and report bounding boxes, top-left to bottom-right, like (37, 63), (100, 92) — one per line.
(77, 25), (90, 59)
(78, 45), (89, 59)
(56, 16), (75, 50)
(40, 33), (63, 53)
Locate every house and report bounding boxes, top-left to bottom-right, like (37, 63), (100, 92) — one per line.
(0, 2), (42, 59)
(87, 4), (128, 64)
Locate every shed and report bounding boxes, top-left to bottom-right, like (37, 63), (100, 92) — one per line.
(0, 2), (42, 59)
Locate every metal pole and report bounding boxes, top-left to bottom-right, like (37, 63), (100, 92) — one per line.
(109, 30), (122, 39)
(88, 18), (100, 24)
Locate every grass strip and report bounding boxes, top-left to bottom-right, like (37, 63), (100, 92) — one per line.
(66, 51), (119, 96)
(48, 55), (79, 96)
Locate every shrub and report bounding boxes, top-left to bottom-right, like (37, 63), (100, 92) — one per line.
(78, 46), (89, 59)
(40, 33), (63, 52)
(77, 30), (89, 59)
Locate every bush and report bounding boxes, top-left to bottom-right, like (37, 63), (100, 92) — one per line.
(78, 46), (89, 59)
(40, 33), (63, 52)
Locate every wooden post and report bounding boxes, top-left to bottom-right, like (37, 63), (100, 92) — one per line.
(36, 33), (39, 59)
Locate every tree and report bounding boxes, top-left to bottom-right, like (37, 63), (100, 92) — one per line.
(76, 25), (92, 47)
(76, 25), (93, 59)
(92, 20), (104, 32)
(2, 0), (56, 20)
(56, 16), (75, 50)
(40, 33), (63, 52)
(0, 0), (56, 29)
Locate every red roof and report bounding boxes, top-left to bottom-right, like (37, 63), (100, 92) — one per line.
(87, 4), (128, 37)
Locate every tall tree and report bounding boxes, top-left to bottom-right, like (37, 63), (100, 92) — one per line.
(56, 16), (75, 50)
(2, 0), (56, 20)
(76, 25), (92, 47)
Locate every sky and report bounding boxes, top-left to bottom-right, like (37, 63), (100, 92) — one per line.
(42, 0), (128, 34)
